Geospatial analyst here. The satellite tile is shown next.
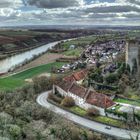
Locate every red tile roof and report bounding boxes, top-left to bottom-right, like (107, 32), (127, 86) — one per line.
(73, 70), (87, 81)
(64, 69), (87, 82)
(69, 83), (87, 98)
(57, 81), (73, 92)
(63, 75), (75, 83)
(86, 91), (115, 108)
(56, 80), (115, 109)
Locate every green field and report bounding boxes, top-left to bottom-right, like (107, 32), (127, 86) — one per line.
(61, 35), (97, 49)
(0, 62), (65, 91)
(70, 106), (87, 116)
(114, 98), (140, 106)
(63, 48), (83, 57)
(94, 116), (123, 127)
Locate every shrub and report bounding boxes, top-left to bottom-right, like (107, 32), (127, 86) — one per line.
(8, 125), (21, 139)
(105, 73), (118, 84)
(61, 97), (75, 107)
(48, 93), (62, 104)
(87, 108), (100, 117)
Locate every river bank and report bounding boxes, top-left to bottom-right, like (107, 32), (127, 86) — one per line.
(0, 41), (60, 73)
(13, 53), (63, 73)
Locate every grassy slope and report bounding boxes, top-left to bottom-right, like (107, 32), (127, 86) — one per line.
(0, 62), (65, 91)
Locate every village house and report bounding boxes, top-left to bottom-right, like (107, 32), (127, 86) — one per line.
(69, 44), (76, 49)
(53, 81), (115, 116)
(63, 69), (88, 84)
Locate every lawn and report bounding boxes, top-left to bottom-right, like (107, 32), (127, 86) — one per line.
(0, 62), (65, 91)
(94, 116), (123, 127)
(114, 98), (140, 107)
(69, 106), (124, 128)
(114, 104), (122, 111)
(70, 106), (87, 116)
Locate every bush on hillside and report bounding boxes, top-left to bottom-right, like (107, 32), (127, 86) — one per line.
(48, 93), (62, 104)
(87, 108), (100, 117)
(61, 97), (75, 107)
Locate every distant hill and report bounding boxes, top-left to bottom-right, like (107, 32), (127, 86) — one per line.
(1, 25), (140, 31)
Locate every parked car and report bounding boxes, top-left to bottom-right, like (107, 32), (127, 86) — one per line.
(105, 126), (111, 130)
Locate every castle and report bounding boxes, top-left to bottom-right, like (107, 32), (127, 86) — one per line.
(126, 39), (140, 78)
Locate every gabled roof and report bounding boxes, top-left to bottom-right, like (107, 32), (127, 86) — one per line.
(57, 81), (73, 92)
(63, 75), (75, 83)
(63, 69), (88, 82)
(86, 91), (115, 108)
(73, 70), (87, 81)
(56, 80), (115, 109)
(69, 83), (87, 98)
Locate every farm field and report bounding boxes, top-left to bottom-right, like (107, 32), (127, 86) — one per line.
(14, 53), (63, 73)
(63, 48), (83, 57)
(60, 35), (97, 49)
(0, 62), (65, 91)
(0, 30), (43, 36)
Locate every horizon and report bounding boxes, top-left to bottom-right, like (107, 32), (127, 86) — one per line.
(1, 24), (140, 30)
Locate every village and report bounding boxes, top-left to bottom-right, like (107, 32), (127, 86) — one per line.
(1, 0), (140, 139)
(47, 38), (140, 127)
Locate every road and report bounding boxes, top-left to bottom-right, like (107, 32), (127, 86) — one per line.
(37, 91), (139, 140)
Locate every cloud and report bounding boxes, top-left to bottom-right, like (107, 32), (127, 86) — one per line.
(116, 0), (140, 5)
(0, 0), (23, 8)
(26, 0), (84, 8)
(0, 0), (140, 26)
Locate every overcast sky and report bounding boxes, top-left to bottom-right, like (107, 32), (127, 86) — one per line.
(0, 0), (140, 26)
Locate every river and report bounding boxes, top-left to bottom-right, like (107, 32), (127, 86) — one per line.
(0, 41), (60, 73)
